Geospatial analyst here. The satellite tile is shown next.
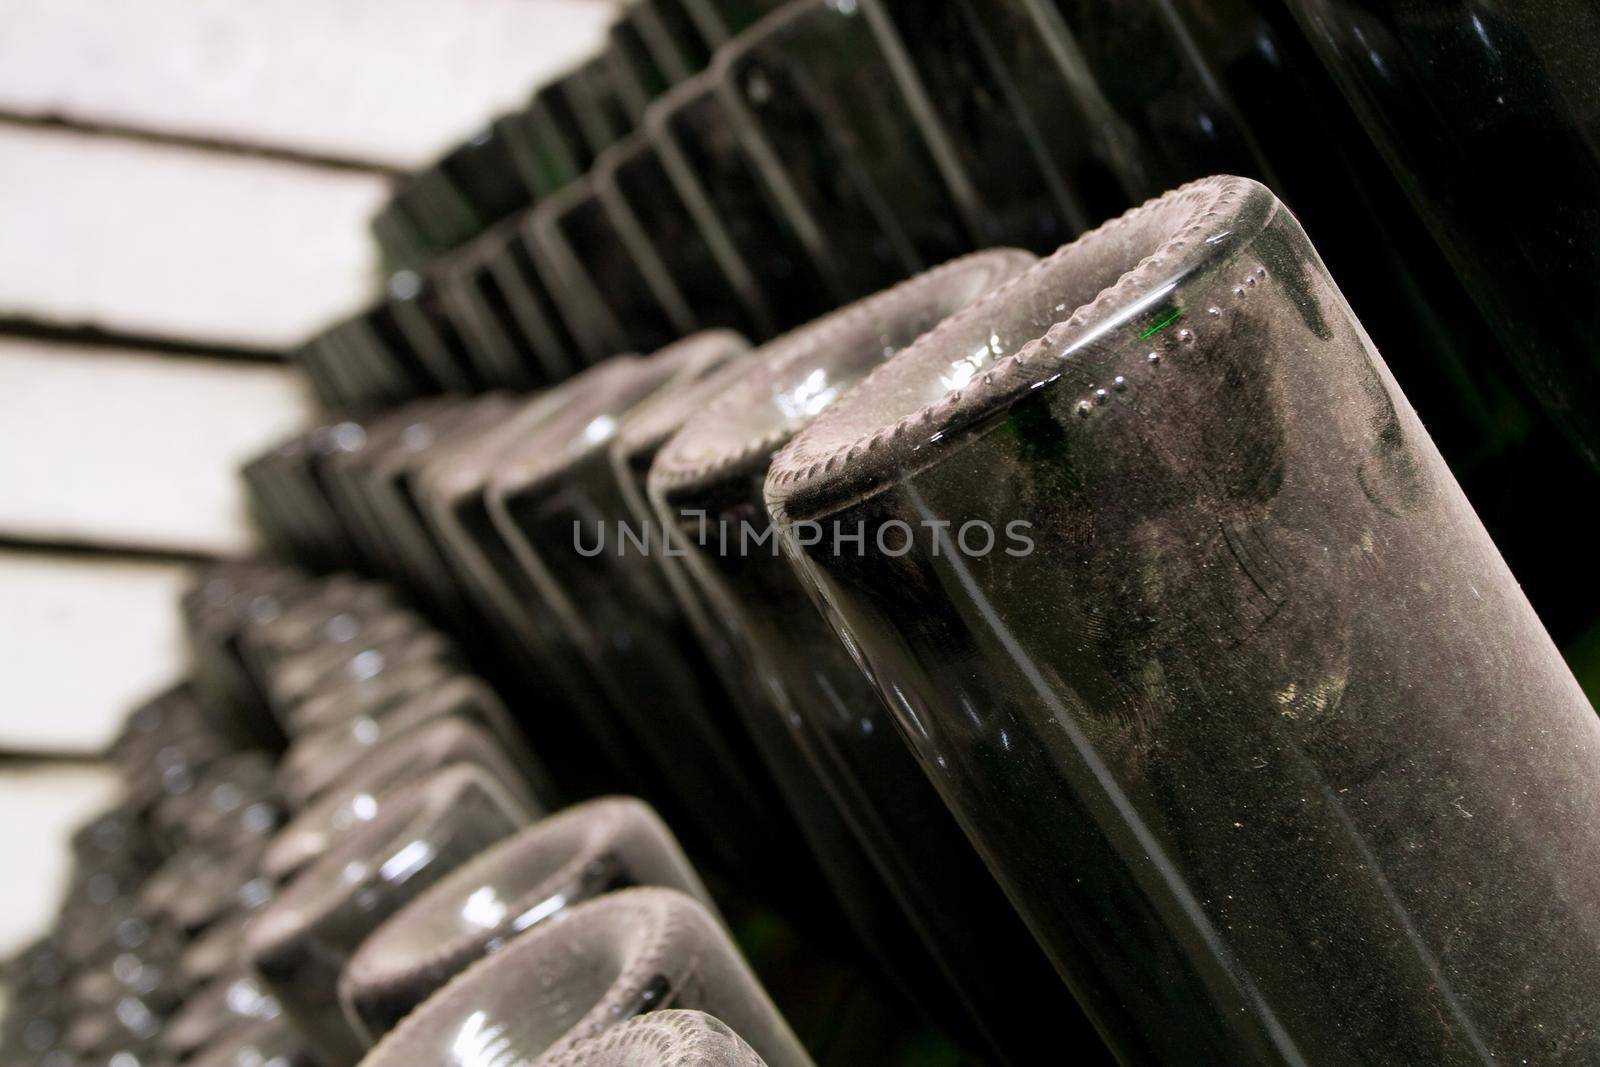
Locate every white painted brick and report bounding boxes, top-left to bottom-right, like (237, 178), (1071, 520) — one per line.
(0, 0), (617, 168)
(0, 340), (314, 555)
(0, 125), (387, 347)
(0, 764), (122, 957)
(0, 553), (189, 754)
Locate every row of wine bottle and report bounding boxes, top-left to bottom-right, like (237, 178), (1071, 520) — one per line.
(304, 0), (1600, 674)
(3, 561), (910, 1067)
(247, 176), (1600, 1065)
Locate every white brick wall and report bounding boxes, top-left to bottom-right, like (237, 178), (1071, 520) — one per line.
(0, 765), (121, 957)
(0, 0), (615, 168)
(0, 339), (314, 554)
(0, 552), (190, 755)
(0, 0), (624, 962)
(0, 125), (388, 348)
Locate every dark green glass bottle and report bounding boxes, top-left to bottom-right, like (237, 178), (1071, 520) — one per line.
(1288, 0), (1600, 475)
(769, 177), (1600, 1065)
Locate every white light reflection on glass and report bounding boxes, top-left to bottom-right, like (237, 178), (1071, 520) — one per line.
(460, 886), (508, 930)
(379, 839), (437, 884)
(450, 1010), (517, 1067)
(581, 414), (617, 445)
(775, 368), (839, 420)
(510, 892), (568, 932)
(939, 331), (1006, 392)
